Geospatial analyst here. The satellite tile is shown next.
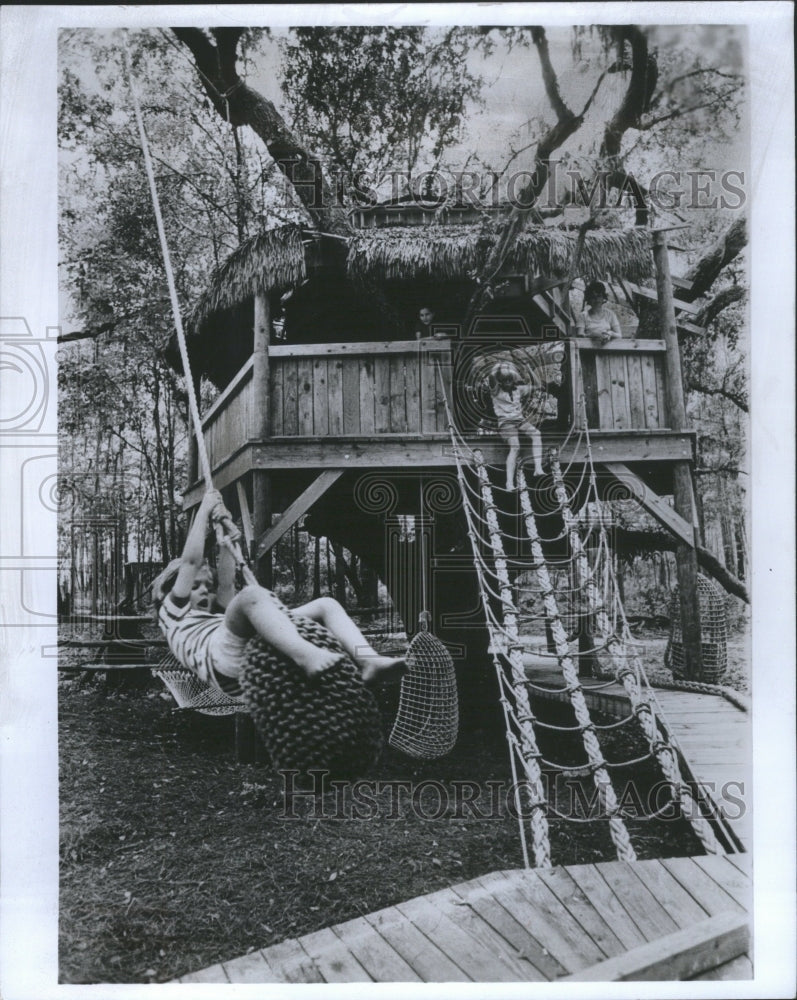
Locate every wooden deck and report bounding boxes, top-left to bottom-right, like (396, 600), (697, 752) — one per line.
(523, 660), (751, 853)
(175, 854), (750, 984)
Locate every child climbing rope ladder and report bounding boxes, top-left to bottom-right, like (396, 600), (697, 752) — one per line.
(152, 490), (406, 696)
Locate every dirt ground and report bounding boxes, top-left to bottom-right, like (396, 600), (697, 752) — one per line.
(57, 632), (748, 984)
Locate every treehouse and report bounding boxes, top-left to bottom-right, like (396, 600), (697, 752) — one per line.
(177, 213), (715, 682)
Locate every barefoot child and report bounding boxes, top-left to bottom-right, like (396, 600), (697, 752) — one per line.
(152, 490), (404, 696)
(488, 362), (545, 490)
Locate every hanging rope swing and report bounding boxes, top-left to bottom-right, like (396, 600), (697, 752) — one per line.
(389, 485), (459, 759)
(123, 38), (382, 779)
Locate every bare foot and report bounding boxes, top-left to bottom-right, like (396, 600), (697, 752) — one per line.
(358, 655), (407, 686)
(293, 645), (345, 680)
(533, 466), (545, 478)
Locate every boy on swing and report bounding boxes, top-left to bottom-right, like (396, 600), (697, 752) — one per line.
(152, 489), (405, 696)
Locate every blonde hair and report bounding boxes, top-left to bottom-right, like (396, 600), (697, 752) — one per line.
(489, 361), (519, 393)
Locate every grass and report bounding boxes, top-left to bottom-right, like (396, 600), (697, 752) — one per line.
(58, 640), (736, 984)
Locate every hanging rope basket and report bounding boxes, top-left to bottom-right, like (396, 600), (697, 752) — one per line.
(389, 613), (458, 759)
(665, 575), (728, 683)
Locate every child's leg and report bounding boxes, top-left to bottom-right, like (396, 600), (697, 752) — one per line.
(293, 597), (406, 684)
(521, 422), (544, 477)
(499, 428), (520, 490)
(224, 586), (343, 679)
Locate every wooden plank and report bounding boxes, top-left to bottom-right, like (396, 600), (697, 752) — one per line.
(331, 916), (422, 982)
(692, 953), (753, 980)
(389, 354), (408, 433)
(394, 893), (522, 982)
(561, 911), (749, 982)
(298, 925), (373, 982)
(629, 859), (712, 928)
(404, 350), (421, 433)
(201, 357), (254, 428)
(448, 881), (558, 981)
(594, 861), (680, 942)
(236, 481), (254, 550)
(640, 354), (661, 428)
(341, 357), (361, 434)
(255, 470), (345, 559)
(536, 866), (627, 958)
(221, 950), (281, 983)
(282, 359), (299, 435)
(691, 855), (752, 911)
(359, 356), (376, 433)
(626, 354), (646, 428)
(724, 852), (751, 876)
(578, 352), (600, 428)
(654, 354), (669, 427)
(270, 339), (421, 358)
(296, 358), (314, 435)
(569, 337), (667, 352)
(179, 962), (230, 984)
(372, 355), (391, 434)
(659, 857), (746, 915)
(492, 870), (605, 971)
(269, 358), (284, 435)
(608, 353), (631, 429)
(559, 864), (647, 952)
(364, 907), (470, 982)
(327, 358), (344, 435)
(419, 345), (438, 432)
(593, 355), (614, 428)
(262, 937), (324, 983)
(430, 885), (549, 980)
(312, 357), (329, 437)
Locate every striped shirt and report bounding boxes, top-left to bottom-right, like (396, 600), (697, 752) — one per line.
(158, 593), (221, 684)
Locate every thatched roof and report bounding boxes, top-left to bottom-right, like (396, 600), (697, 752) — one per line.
(346, 225), (654, 285)
(188, 221), (653, 335)
(188, 225), (306, 334)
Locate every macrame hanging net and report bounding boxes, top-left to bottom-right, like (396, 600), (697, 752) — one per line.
(389, 612), (458, 759)
(388, 498), (458, 759)
(665, 575), (728, 683)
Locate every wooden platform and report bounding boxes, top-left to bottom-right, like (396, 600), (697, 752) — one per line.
(523, 659), (751, 852)
(175, 854), (750, 984)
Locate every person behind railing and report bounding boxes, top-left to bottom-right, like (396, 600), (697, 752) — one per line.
(576, 280), (622, 345)
(413, 305), (449, 340)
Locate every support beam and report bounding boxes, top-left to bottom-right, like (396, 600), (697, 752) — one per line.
(255, 470), (345, 561)
(252, 292), (272, 585)
(603, 463), (749, 603)
(653, 231), (704, 680)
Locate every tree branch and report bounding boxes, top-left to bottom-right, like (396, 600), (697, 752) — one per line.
(694, 285), (745, 328)
(682, 218), (747, 300)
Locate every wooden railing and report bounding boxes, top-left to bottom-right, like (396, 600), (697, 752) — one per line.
(568, 338), (670, 431)
(201, 340), (453, 471)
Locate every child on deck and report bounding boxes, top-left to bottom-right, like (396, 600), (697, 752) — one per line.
(488, 362), (545, 491)
(576, 280), (622, 344)
(152, 490), (404, 696)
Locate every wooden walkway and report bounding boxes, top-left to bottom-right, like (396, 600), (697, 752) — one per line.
(523, 660), (751, 852)
(176, 854), (750, 984)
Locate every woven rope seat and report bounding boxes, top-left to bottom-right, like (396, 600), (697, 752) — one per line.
(665, 575), (728, 683)
(153, 654), (243, 716)
(240, 612), (383, 781)
(389, 628), (458, 759)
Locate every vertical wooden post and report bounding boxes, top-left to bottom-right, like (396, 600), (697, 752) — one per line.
(652, 231), (704, 680)
(252, 291), (272, 586)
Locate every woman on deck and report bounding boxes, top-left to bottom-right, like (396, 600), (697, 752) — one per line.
(576, 280), (622, 344)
